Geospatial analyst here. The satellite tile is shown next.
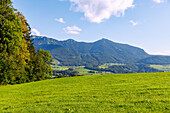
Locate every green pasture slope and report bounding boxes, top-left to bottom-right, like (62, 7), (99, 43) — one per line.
(150, 65), (170, 71)
(0, 73), (170, 112)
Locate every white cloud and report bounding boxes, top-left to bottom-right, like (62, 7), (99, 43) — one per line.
(55, 18), (65, 23)
(150, 50), (170, 56)
(32, 29), (41, 36)
(153, 0), (166, 3)
(64, 26), (82, 35)
(69, 0), (134, 23)
(130, 20), (138, 26)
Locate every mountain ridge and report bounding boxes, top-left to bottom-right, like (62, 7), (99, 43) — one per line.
(32, 36), (170, 66)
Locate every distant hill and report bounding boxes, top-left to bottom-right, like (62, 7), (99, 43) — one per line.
(138, 55), (170, 65)
(32, 36), (170, 66)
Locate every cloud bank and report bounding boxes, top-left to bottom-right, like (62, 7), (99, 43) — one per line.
(70, 0), (134, 23)
(64, 26), (82, 34)
(149, 50), (170, 55)
(153, 0), (166, 3)
(32, 29), (41, 36)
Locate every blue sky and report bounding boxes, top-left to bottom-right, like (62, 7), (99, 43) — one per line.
(12, 0), (170, 55)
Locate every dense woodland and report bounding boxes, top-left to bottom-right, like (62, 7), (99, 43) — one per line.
(0, 0), (53, 85)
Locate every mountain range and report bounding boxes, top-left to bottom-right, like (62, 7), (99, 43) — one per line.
(32, 36), (170, 66)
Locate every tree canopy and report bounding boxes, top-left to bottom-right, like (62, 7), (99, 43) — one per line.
(0, 0), (53, 85)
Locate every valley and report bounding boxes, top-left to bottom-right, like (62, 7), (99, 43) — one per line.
(31, 36), (170, 76)
(1, 1), (170, 113)
(52, 63), (170, 77)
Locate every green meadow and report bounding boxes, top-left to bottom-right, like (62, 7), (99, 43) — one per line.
(99, 63), (125, 69)
(150, 65), (170, 71)
(52, 65), (112, 75)
(0, 72), (170, 113)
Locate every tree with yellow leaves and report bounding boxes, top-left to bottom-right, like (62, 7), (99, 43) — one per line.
(0, 0), (53, 85)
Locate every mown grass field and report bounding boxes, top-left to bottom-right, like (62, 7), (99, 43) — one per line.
(0, 72), (170, 112)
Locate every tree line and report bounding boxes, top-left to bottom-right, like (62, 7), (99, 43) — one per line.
(0, 0), (53, 85)
(84, 64), (161, 73)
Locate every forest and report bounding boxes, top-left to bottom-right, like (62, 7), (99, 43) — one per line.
(0, 0), (53, 85)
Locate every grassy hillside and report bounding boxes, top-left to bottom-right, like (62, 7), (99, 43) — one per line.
(0, 73), (170, 112)
(150, 65), (170, 71)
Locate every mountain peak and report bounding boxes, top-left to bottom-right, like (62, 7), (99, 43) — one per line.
(64, 39), (76, 42)
(95, 38), (112, 44)
(101, 38), (108, 40)
(100, 38), (109, 41)
(33, 36), (170, 66)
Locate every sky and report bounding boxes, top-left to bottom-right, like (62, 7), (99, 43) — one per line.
(12, 0), (170, 55)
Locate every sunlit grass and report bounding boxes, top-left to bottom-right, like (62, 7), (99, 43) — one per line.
(0, 72), (169, 112)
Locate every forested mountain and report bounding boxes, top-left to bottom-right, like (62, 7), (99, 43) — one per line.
(33, 36), (150, 66)
(33, 36), (170, 66)
(138, 55), (170, 65)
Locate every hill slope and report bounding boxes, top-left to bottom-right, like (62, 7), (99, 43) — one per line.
(138, 55), (170, 65)
(0, 73), (170, 112)
(33, 36), (149, 66)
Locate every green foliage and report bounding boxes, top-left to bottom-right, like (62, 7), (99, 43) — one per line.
(0, 72), (169, 112)
(52, 65), (112, 76)
(0, 0), (29, 84)
(0, 0), (53, 85)
(33, 49), (53, 80)
(85, 64), (161, 73)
